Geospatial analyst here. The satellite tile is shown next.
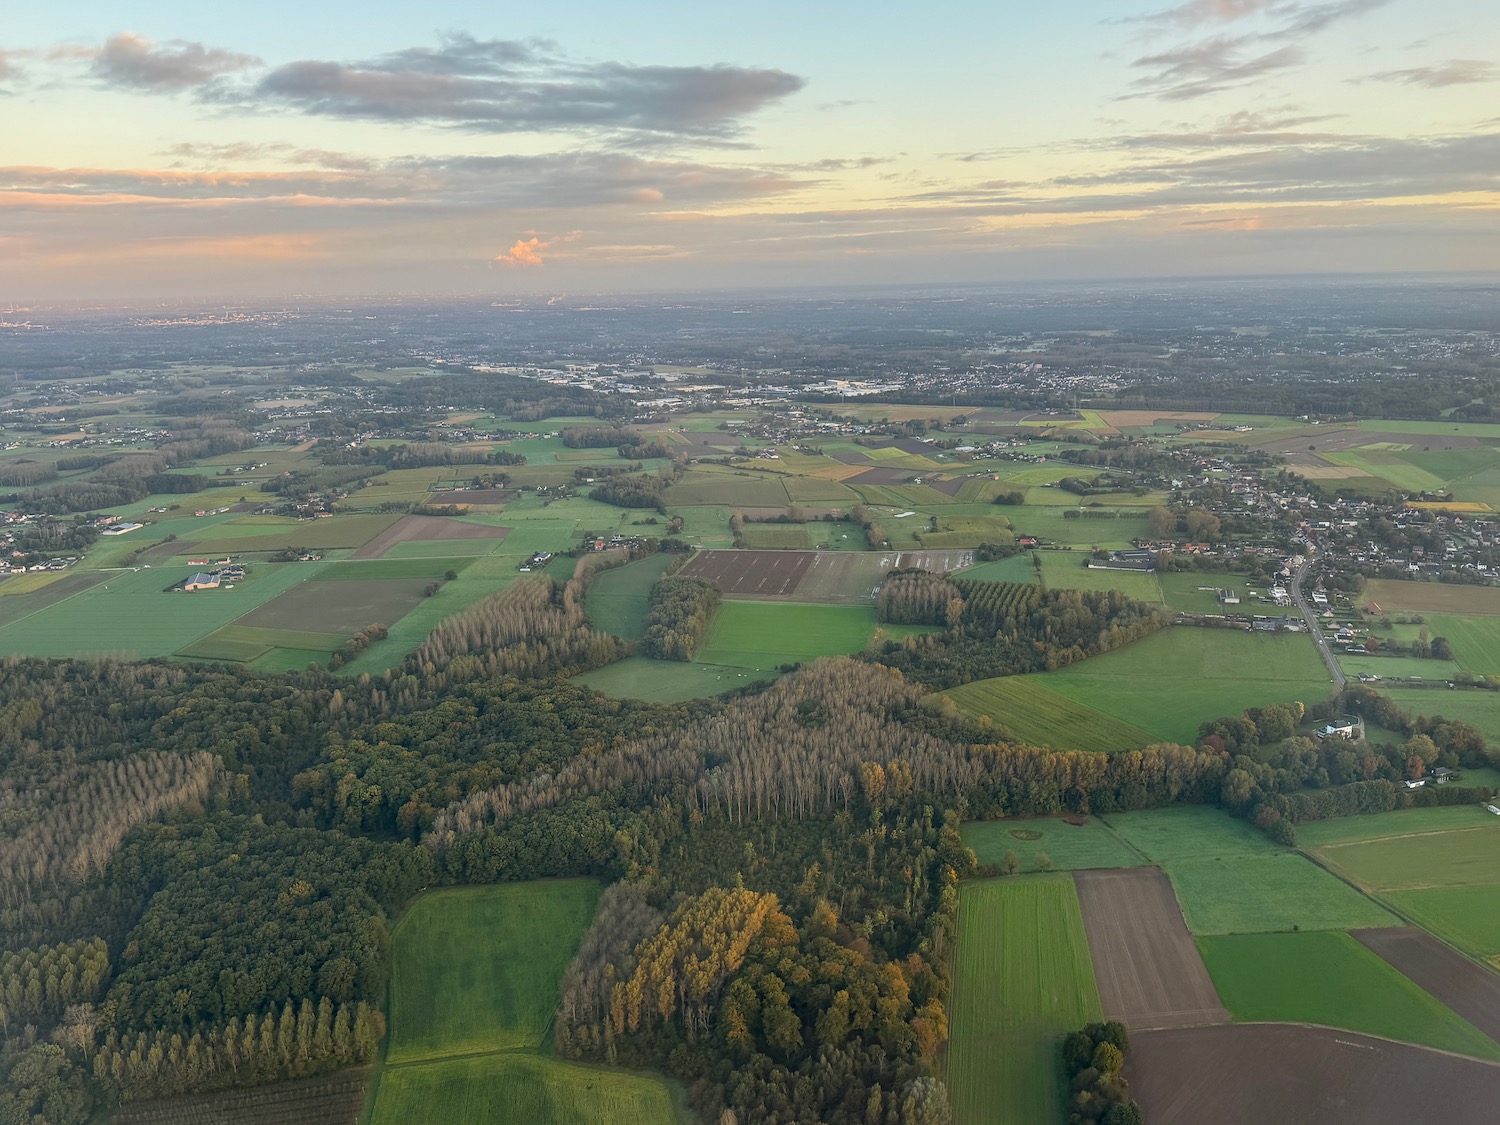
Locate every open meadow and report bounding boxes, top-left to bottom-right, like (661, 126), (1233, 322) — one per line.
(1029, 627), (1333, 745)
(948, 876), (1102, 1125)
(696, 601), (880, 669)
(961, 817), (1144, 872)
(939, 676), (1156, 752)
(1198, 932), (1500, 1060)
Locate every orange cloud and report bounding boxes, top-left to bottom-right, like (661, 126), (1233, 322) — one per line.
(496, 236), (546, 267)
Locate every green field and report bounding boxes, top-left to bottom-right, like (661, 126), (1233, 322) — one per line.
(940, 676), (1156, 752)
(1296, 804), (1500, 848)
(1386, 690), (1500, 744)
(1036, 553), (1163, 601)
(1156, 572), (1261, 615)
(696, 601), (879, 670)
(0, 561), (321, 660)
(583, 555), (674, 641)
(961, 817), (1144, 872)
(739, 523), (812, 549)
(1428, 614), (1500, 675)
(1313, 822), (1500, 893)
(1031, 627), (1333, 745)
(387, 881), (601, 1062)
(1199, 932), (1500, 1060)
(573, 656), (770, 701)
(1387, 886), (1500, 960)
(956, 554), (1037, 584)
(948, 877), (1103, 1125)
(1104, 807), (1396, 935)
(372, 1054), (682, 1125)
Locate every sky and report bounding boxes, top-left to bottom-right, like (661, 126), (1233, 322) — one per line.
(1, 0), (1497, 300)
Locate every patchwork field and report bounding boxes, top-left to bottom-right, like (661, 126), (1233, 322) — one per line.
(351, 514), (510, 560)
(940, 676), (1156, 752)
(1352, 927), (1500, 1044)
(238, 578), (433, 635)
(1030, 627), (1333, 745)
(948, 877), (1102, 1125)
(1198, 931), (1500, 1059)
(962, 817), (1144, 873)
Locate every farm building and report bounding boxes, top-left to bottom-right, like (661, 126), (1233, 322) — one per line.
(1216, 588), (1241, 605)
(1087, 549), (1157, 572)
(183, 572), (220, 592)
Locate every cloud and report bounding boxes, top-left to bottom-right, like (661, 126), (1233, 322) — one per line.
(92, 33), (260, 90)
(1364, 59), (1499, 87)
(240, 33), (803, 139)
(1128, 36), (1303, 100)
(497, 236), (546, 267)
(1123, 1), (1387, 100)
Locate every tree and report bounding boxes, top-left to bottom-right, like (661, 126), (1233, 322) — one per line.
(1147, 506), (1175, 538)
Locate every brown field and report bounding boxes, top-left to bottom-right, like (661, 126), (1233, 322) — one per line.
(924, 476), (967, 496)
(1074, 868), (1229, 1029)
(1353, 927), (1500, 1044)
(1099, 410), (1219, 427)
(238, 578), (433, 633)
(112, 1068), (368, 1125)
(351, 514), (511, 559)
(1131, 1023), (1500, 1125)
(680, 549), (813, 596)
(1362, 578), (1500, 615)
(850, 467), (915, 485)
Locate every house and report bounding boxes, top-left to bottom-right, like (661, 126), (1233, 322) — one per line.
(1316, 719), (1360, 740)
(1431, 767), (1459, 785)
(1403, 778), (1427, 789)
(183, 571), (220, 592)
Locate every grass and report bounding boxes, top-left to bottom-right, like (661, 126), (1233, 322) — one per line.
(572, 656), (769, 701)
(739, 524), (812, 549)
(1033, 627), (1334, 745)
(1428, 614), (1500, 675)
(1155, 572), (1262, 615)
(1104, 806), (1396, 935)
(961, 817), (1144, 872)
(948, 876), (1103, 1125)
(319, 558), (475, 581)
(0, 561), (319, 661)
(1386, 689), (1500, 744)
(387, 881), (601, 1063)
(695, 601), (879, 670)
(1312, 821), (1500, 893)
(1296, 804), (1500, 848)
(1199, 932), (1500, 1060)
(939, 676), (1156, 752)
(1387, 886), (1500, 960)
(583, 555), (674, 641)
(957, 555), (1037, 584)
(1036, 553), (1164, 602)
(1363, 579), (1500, 616)
(372, 1054), (682, 1125)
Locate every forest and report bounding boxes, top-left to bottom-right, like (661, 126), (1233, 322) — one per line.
(1, 555), (1496, 1124)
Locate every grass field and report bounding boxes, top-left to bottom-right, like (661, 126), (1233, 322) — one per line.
(387, 881), (601, 1063)
(1156, 572), (1262, 615)
(948, 877), (1103, 1125)
(1296, 804), (1500, 848)
(1104, 806), (1396, 935)
(572, 656), (769, 701)
(695, 601), (879, 670)
(1312, 821), (1500, 893)
(739, 524), (812, 549)
(1386, 886), (1500, 961)
(956, 554), (1037, 584)
(583, 555), (674, 641)
(961, 817), (1144, 872)
(940, 676), (1156, 752)
(1032, 627), (1334, 745)
(1428, 614), (1500, 675)
(1036, 553), (1164, 601)
(372, 1054), (682, 1125)
(1199, 932), (1500, 1060)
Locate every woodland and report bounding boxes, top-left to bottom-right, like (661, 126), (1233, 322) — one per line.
(1, 565), (1496, 1125)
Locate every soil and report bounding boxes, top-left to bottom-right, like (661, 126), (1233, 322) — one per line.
(679, 549), (813, 597)
(351, 515), (510, 560)
(1131, 1023), (1500, 1125)
(1352, 927), (1500, 1045)
(1073, 868), (1229, 1029)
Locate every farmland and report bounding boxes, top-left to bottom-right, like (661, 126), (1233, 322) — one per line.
(1103, 807), (1397, 935)
(1036, 553), (1164, 601)
(582, 554), (675, 640)
(940, 676), (1156, 751)
(1198, 932), (1500, 1060)
(948, 877), (1102, 1125)
(961, 816), (1144, 872)
(696, 601), (880, 669)
(387, 881), (602, 1062)
(1032, 627), (1332, 745)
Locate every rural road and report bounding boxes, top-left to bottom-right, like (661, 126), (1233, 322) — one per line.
(1291, 557), (1347, 688)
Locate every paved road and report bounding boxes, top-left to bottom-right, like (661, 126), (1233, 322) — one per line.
(1291, 557), (1346, 688)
